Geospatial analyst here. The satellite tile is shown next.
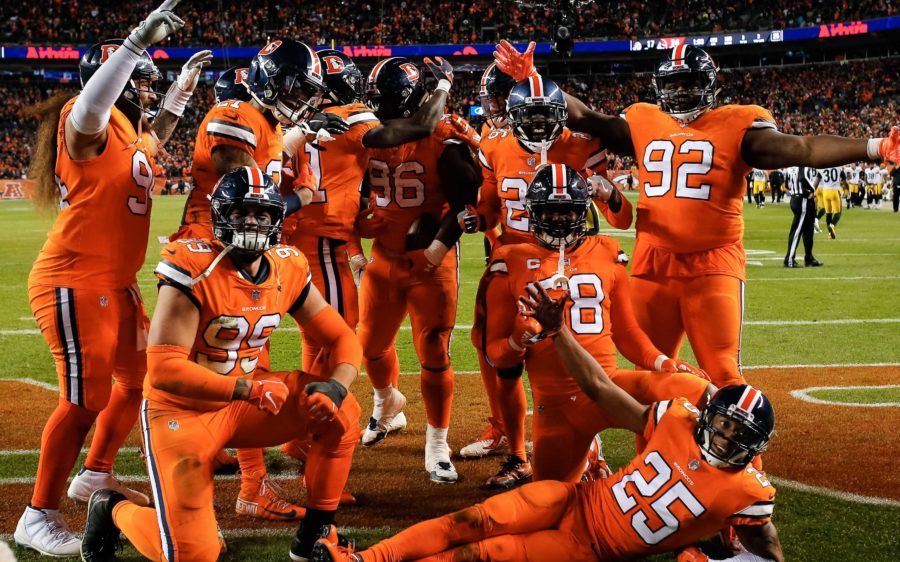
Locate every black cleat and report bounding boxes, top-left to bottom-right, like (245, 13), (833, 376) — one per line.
(805, 258), (825, 267)
(81, 489), (126, 562)
(783, 260), (800, 268)
(291, 523), (351, 561)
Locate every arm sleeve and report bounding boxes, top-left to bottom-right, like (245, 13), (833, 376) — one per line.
(69, 38), (144, 135)
(147, 344), (238, 402)
(609, 265), (663, 369)
(594, 193), (634, 230)
(476, 157), (501, 232)
(300, 305), (362, 371)
(483, 261), (526, 368)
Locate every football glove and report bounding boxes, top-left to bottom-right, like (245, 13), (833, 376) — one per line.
(304, 379), (348, 422)
(349, 253), (369, 284)
(519, 282), (570, 339)
(878, 126), (900, 164)
(493, 40), (537, 82)
(305, 111), (350, 135)
(177, 50), (212, 93)
(423, 56), (454, 85)
(354, 208), (386, 239)
(246, 379), (289, 415)
(508, 313), (543, 352)
(676, 547), (710, 562)
(435, 114), (481, 150)
(127, 0), (185, 51)
(457, 204), (481, 233)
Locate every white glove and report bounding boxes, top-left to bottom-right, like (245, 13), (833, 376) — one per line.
(349, 253), (369, 285)
(588, 174), (616, 202)
(127, 0), (184, 52)
(177, 50), (213, 93)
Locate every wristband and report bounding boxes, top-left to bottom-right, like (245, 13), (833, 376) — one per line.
(867, 137), (883, 160)
(160, 82), (191, 117)
(507, 336), (524, 353)
(435, 79), (451, 93)
(654, 354), (670, 372)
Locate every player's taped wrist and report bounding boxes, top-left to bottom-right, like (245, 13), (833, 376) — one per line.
(305, 379), (348, 409)
(435, 79), (451, 93)
(654, 354), (671, 372)
(302, 306), (363, 371)
(868, 137), (884, 160)
(160, 81), (191, 117)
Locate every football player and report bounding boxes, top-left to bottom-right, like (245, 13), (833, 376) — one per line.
(847, 162), (863, 208)
(817, 166), (843, 238)
(460, 77), (634, 484)
(169, 38), (336, 521)
(355, 57), (481, 484)
(479, 164), (709, 487)
(15, 2), (185, 556)
(494, 40), (900, 388)
(79, 167), (363, 562)
(751, 168), (767, 208)
(313, 312), (782, 562)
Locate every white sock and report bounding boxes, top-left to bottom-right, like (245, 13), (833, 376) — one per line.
(426, 424), (449, 456)
(372, 387), (393, 419)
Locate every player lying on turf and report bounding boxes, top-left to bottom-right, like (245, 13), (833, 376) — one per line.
(313, 284), (782, 562)
(80, 167), (363, 562)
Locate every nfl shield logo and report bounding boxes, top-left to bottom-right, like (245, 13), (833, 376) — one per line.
(688, 459), (700, 471)
(168, 420), (179, 431)
(251, 289), (261, 301)
(527, 157), (537, 167)
(99, 296), (109, 308)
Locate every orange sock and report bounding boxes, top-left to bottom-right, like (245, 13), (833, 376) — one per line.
(237, 448), (267, 496)
(85, 383), (142, 473)
(112, 501), (163, 560)
(420, 366), (454, 428)
(31, 400), (97, 509)
(362, 512), (458, 562)
(498, 377), (527, 460)
(477, 351), (504, 432)
(364, 349), (399, 390)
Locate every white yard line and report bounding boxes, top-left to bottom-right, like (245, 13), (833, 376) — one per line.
(770, 477), (900, 508)
(789, 384), (900, 408)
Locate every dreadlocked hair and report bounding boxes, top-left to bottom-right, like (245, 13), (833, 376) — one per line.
(26, 92), (77, 213)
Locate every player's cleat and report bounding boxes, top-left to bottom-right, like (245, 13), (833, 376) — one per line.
(813, 218), (822, 233)
(805, 258), (825, 267)
(581, 433), (613, 481)
(81, 489), (126, 562)
(828, 224), (836, 239)
(677, 547), (710, 562)
(310, 537), (361, 562)
(14, 505), (82, 557)
(783, 260), (800, 268)
(68, 467), (151, 507)
(292, 523), (353, 561)
(236, 477), (305, 521)
(485, 455), (533, 489)
(360, 388), (407, 447)
(425, 443), (458, 483)
(459, 418), (509, 458)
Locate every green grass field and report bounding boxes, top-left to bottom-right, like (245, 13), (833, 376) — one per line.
(2, 192), (899, 561)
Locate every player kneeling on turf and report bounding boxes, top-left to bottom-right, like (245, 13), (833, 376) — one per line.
(80, 167), (363, 562)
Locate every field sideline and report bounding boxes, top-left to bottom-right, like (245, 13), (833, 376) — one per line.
(1, 192), (899, 561)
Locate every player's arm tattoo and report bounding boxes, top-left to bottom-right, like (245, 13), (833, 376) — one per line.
(211, 145), (256, 176)
(151, 108), (181, 147)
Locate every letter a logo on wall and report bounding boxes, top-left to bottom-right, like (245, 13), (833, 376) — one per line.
(259, 40), (282, 55)
(399, 63), (420, 81)
(2, 183), (25, 200)
(323, 55), (345, 74)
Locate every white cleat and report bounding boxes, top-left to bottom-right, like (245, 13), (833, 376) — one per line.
(459, 421), (508, 459)
(67, 467), (151, 507)
(425, 447), (458, 484)
(14, 505), (82, 557)
(360, 388), (408, 447)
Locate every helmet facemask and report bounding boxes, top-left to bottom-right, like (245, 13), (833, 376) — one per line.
(480, 92), (508, 129)
(211, 198), (285, 255)
(696, 407), (771, 468)
(527, 201), (587, 249)
(509, 102), (567, 154)
(653, 69), (716, 123)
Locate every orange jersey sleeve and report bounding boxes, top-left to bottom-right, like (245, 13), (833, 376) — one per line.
(30, 96), (155, 290)
(149, 240), (312, 410)
(482, 249), (526, 369)
(476, 141), (502, 232)
(585, 397), (777, 559)
(183, 101), (284, 227)
(366, 129), (451, 255)
(289, 103), (380, 242)
(624, 102), (776, 255)
(607, 256), (663, 370)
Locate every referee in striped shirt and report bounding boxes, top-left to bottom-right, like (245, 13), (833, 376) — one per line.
(784, 166), (824, 267)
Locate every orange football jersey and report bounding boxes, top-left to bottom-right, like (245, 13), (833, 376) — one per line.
(624, 103), (776, 266)
(477, 127), (610, 246)
(365, 117), (460, 255)
(485, 236), (660, 395)
(29, 96), (156, 290)
(182, 100), (283, 227)
(288, 103), (380, 242)
(149, 239), (312, 411)
(583, 398), (776, 559)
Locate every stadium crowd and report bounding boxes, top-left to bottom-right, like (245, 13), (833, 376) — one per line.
(2, 57), (897, 180)
(0, 0), (896, 46)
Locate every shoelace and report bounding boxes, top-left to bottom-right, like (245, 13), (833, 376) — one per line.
(498, 456), (524, 475)
(44, 513), (75, 543)
(259, 479), (295, 509)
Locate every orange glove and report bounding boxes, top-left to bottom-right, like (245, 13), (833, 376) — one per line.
(304, 379), (348, 423)
(676, 547), (709, 562)
(435, 114), (481, 150)
(493, 40), (537, 82)
(354, 208), (386, 239)
(656, 357), (711, 381)
(292, 161), (317, 192)
(508, 313), (543, 352)
(246, 379), (289, 415)
(878, 126), (900, 164)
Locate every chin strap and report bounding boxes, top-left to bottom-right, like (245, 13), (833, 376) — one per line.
(549, 241), (569, 290)
(189, 244), (234, 287)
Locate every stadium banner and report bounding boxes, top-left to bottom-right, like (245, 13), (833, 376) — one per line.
(2, 16), (897, 61)
(0, 180), (33, 200)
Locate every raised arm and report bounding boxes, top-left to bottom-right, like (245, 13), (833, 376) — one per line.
(564, 92), (636, 157)
(741, 126), (899, 170)
(153, 49), (213, 146)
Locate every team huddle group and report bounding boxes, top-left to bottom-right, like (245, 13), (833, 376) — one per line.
(12, 1), (900, 562)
